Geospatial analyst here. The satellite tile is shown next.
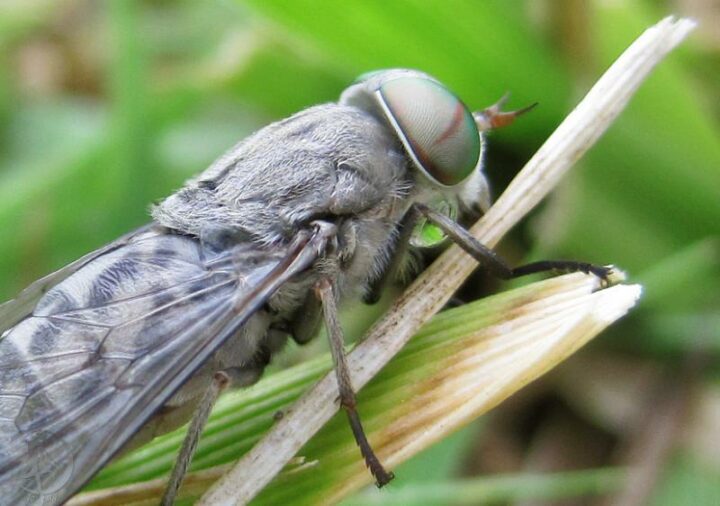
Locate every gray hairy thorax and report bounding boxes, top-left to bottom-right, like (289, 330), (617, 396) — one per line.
(154, 103), (414, 302)
(132, 104), (424, 446)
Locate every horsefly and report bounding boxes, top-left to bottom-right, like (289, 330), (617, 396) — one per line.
(0, 69), (610, 505)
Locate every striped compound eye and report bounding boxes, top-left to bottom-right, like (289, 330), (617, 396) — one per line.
(376, 76), (480, 187)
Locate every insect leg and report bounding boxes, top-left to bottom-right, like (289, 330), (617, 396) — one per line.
(315, 278), (395, 487)
(415, 203), (612, 282)
(160, 370), (232, 506)
(363, 206), (419, 304)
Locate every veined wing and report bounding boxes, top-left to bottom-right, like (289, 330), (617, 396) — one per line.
(0, 225), (153, 335)
(0, 225), (328, 506)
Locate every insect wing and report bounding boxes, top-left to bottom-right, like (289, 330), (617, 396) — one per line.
(0, 227), (324, 505)
(0, 225), (153, 335)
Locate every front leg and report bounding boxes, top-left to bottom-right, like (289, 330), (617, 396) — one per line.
(415, 203), (612, 282)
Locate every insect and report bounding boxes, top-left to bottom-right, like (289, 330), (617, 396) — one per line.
(0, 69), (609, 505)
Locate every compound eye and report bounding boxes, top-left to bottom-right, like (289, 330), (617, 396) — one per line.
(378, 77), (480, 186)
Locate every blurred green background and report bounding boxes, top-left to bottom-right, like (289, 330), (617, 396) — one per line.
(0, 0), (717, 504)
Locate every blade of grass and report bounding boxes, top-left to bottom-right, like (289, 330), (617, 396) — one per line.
(72, 273), (640, 505)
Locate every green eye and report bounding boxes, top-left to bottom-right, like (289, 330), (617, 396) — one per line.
(377, 77), (480, 186)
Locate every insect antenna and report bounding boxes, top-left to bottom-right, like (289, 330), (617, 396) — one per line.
(473, 92), (538, 132)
